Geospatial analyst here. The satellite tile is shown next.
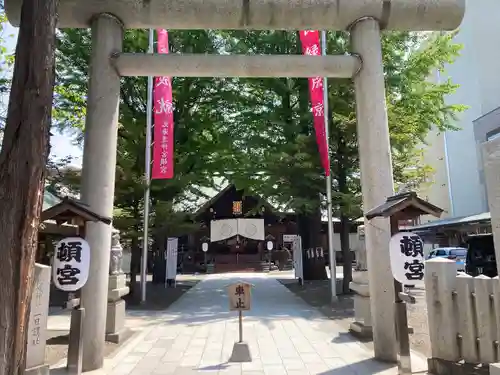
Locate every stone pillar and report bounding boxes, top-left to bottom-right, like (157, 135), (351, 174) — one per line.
(106, 229), (130, 343)
(25, 264), (51, 375)
(349, 225), (373, 338)
(79, 13), (123, 371)
(350, 17), (397, 361)
(482, 137), (500, 274)
(483, 138), (500, 372)
(425, 258), (459, 372)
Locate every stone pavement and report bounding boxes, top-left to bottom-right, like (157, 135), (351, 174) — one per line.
(102, 273), (428, 375)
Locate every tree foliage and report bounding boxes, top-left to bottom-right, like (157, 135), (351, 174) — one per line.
(207, 30), (464, 281)
(54, 28), (241, 291)
(0, 12), (15, 138)
(219, 31), (463, 215)
(53, 28), (464, 282)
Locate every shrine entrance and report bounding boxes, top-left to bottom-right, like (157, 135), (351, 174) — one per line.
(189, 184), (284, 273)
(4, 0), (464, 370)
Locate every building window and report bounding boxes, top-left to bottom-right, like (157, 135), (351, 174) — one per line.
(486, 128), (500, 141)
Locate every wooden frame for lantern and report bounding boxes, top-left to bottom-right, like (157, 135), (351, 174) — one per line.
(365, 192), (443, 375)
(41, 197), (111, 375)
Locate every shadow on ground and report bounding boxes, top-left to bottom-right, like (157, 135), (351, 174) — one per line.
(277, 278), (354, 322)
(124, 279), (200, 311)
(152, 275), (357, 337)
(317, 358), (395, 374)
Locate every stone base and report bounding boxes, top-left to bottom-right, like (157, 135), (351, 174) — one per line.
(349, 321), (373, 339)
(25, 364), (49, 375)
(109, 287), (129, 300)
(105, 326), (135, 345)
(106, 299), (126, 340)
(108, 274), (127, 290)
(491, 363), (500, 375)
(229, 342), (252, 363)
(350, 270), (373, 340)
(428, 357), (489, 375)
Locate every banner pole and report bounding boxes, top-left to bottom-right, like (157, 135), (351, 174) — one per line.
(321, 30), (337, 302)
(141, 28), (154, 303)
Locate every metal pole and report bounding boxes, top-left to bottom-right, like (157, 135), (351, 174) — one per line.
(141, 28), (154, 303)
(321, 30), (337, 302)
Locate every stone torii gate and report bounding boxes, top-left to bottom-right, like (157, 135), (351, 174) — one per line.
(6, 0), (465, 371)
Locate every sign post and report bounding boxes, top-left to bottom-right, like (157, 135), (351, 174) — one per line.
(53, 236), (91, 375)
(227, 281), (253, 362)
(165, 237), (178, 287)
(388, 228), (425, 375)
(292, 235), (304, 285)
(365, 191), (444, 375)
(202, 241), (209, 273)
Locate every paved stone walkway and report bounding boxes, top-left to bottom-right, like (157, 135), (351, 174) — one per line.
(106, 273), (427, 375)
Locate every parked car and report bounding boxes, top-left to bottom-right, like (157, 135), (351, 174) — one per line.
(465, 234), (497, 277)
(427, 247), (467, 272)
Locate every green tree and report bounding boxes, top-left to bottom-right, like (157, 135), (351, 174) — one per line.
(54, 28), (237, 296)
(0, 11), (16, 138)
(53, 28), (464, 286)
(218, 30), (464, 284)
(0, 0), (57, 372)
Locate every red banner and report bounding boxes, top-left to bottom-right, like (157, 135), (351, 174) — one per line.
(151, 29), (174, 179)
(299, 30), (330, 176)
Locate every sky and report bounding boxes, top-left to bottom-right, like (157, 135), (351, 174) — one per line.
(3, 22), (83, 167)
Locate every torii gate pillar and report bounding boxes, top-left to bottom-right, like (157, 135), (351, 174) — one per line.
(350, 17), (397, 360)
(79, 13), (123, 371)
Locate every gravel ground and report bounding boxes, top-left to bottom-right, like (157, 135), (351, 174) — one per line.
(279, 278), (431, 356)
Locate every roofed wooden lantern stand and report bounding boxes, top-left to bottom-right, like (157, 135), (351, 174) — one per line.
(41, 197), (112, 236)
(365, 192), (443, 375)
(40, 199), (129, 371)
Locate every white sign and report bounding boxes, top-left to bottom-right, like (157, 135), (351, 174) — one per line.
(283, 234), (298, 243)
(389, 232), (425, 284)
(210, 218), (265, 242)
(166, 237), (178, 281)
(292, 235), (304, 281)
(52, 237), (90, 292)
(26, 264), (51, 370)
(202, 242), (208, 252)
(228, 282), (252, 311)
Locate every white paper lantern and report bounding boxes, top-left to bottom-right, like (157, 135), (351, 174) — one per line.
(52, 237), (90, 292)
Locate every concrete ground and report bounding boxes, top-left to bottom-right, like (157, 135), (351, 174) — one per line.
(57, 272), (428, 375)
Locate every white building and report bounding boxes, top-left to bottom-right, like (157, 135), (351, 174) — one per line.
(419, 0), (500, 223)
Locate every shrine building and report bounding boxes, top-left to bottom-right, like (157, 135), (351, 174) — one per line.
(176, 184), (363, 273)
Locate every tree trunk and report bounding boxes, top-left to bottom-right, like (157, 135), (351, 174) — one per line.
(339, 214), (352, 294)
(129, 236), (140, 299)
(0, 0), (57, 373)
(152, 231), (167, 284)
(297, 209), (327, 281)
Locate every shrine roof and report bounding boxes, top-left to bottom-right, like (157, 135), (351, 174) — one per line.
(194, 183), (276, 216)
(43, 189), (61, 210)
(365, 192), (443, 221)
(41, 197), (112, 226)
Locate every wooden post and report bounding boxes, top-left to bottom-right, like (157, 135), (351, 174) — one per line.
(390, 216), (412, 375)
(238, 310), (243, 343)
(67, 307), (85, 375)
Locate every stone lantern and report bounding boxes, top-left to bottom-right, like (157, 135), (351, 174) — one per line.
(106, 228), (130, 343)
